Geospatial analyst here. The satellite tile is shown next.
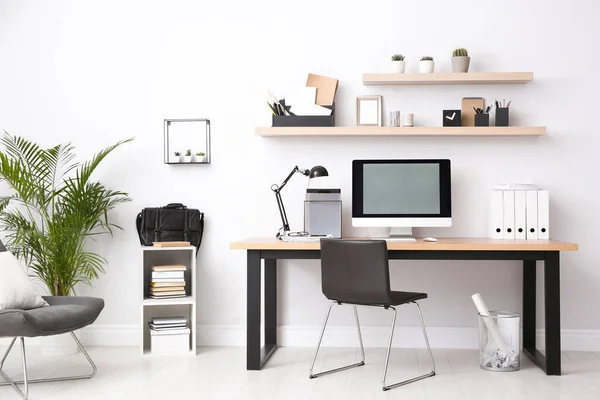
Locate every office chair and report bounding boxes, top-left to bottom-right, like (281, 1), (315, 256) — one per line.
(309, 239), (435, 391)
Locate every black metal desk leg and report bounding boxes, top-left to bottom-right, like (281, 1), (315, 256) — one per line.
(544, 251), (561, 375)
(247, 251), (261, 370)
(523, 260), (537, 350)
(265, 259), (277, 346)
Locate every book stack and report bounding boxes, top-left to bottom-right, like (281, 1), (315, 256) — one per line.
(149, 265), (187, 299)
(148, 316), (188, 332)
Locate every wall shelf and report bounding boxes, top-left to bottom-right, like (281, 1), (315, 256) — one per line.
(362, 72), (534, 85)
(255, 126), (546, 137)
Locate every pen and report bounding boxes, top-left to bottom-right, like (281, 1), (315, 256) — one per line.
(506, 101), (511, 108)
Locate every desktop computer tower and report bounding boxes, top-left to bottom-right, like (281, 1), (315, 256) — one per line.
(304, 189), (342, 238)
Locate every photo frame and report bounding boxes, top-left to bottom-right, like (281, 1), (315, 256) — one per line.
(356, 95), (382, 127)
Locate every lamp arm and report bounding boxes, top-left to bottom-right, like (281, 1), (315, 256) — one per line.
(271, 166), (310, 238)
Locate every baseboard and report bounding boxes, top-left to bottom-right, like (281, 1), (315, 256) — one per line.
(3, 325), (600, 351)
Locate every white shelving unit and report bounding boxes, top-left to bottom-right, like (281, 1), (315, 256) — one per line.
(140, 246), (197, 356)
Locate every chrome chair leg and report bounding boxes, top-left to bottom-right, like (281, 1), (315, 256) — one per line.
(0, 332), (98, 399)
(309, 302), (365, 379)
(382, 302), (436, 391)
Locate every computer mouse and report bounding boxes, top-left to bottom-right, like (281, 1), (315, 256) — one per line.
(423, 237), (437, 242)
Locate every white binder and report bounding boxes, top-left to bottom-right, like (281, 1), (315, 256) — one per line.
(502, 191), (515, 240)
(537, 190), (550, 239)
(514, 191), (527, 240)
(490, 191), (503, 239)
(526, 190), (538, 240)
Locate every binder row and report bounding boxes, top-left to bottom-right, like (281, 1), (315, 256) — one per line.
(490, 190), (549, 240)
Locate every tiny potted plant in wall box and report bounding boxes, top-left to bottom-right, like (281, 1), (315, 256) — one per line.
(195, 152), (206, 163)
(173, 151), (181, 163)
(452, 48), (470, 73)
(391, 54), (405, 73)
(419, 56), (434, 73)
(184, 149), (192, 163)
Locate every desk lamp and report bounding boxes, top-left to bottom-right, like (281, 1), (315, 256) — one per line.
(271, 165), (328, 238)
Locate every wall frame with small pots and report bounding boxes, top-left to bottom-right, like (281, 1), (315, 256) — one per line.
(164, 119), (211, 165)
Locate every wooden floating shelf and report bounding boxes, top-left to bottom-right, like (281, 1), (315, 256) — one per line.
(362, 72), (534, 85)
(255, 126), (546, 137)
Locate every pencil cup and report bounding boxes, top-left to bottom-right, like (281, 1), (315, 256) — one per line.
(401, 113), (414, 127)
(495, 108), (509, 126)
(475, 114), (490, 127)
(389, 111), (401, 127)
(479, 311), (520, 372)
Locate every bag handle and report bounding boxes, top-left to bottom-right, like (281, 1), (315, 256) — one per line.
(164, 203), (186, 209)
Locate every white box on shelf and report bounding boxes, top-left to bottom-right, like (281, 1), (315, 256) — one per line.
(526, 191), (538, 240)
(151, 328), (191, 355)
(537, 190), (550, 239)
(489, 191), (503, 239)
(514, 191), (527, 240)
(502, 191), (515, 240)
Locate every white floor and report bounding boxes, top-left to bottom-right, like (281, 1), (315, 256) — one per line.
(1, 346), (600, 400)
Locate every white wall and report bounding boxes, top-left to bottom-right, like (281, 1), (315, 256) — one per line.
(0, 0), (599, 349)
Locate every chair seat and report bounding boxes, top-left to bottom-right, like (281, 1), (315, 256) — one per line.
(333, 291), (427, 307)
(0, 296), (104, 338)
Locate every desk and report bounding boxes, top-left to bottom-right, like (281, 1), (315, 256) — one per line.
(230, 237), (578, 376)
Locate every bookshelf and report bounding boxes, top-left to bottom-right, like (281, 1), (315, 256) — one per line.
(254, 126), (546, 137)
(362, 72), (534, 85)
(140, 246), (197, 356)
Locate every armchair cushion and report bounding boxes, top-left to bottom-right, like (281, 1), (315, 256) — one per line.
(0, 251), (48, 311)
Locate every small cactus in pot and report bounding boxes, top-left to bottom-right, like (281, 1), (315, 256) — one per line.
(419, 56), (435, 73)
(391, 54), (405, 73)
(451, 47), (470, 73)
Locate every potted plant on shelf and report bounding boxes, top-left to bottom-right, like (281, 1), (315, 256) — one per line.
(452, 48), (470, 73)
(195, 151), (206, 163)
(419, 56), (435, 73)
(391, 54), (405, 73)
(174, 151), (181, 163)
(184, 149), (192, 163)
(0, 134), (132, 355)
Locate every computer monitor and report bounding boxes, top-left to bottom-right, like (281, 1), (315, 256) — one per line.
(352, 159), (451, 240)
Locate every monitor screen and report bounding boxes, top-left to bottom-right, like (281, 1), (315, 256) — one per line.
(352, 159), (451, 219)
(363, 163), (440, 215)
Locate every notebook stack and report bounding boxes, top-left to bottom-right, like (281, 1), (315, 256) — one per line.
(149, 265), (186, 299)
(148, 316), (188, 333)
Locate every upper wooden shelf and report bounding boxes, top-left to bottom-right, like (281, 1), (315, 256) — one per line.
(362, 72), (534, 85)
(255, 126), (546, 137)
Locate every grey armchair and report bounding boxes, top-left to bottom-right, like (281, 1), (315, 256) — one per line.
(0, 243), (104, 400)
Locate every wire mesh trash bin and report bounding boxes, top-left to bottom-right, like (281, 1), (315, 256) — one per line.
(479, 311), (520, 372)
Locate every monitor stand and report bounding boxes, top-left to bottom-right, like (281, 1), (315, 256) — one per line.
(367, 227), (416, 242)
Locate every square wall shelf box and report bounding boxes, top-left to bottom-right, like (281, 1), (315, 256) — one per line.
(164, 119), (211, 165)
(272, 104), (334, 127)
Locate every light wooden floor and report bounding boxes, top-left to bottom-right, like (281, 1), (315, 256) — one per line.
(1, 346), (600, 400)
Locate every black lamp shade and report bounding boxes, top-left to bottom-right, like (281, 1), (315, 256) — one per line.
(308, 166), (328, 179)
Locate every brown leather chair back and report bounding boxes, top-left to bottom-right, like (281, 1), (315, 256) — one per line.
(320, 239), (392, 305)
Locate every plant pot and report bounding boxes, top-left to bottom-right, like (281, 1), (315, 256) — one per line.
(41, 331), (79, 356)
(452, 56), (471, 73)
(196, 155), (206, 163)
(173, 155), (182, 163)
(184, 156), (192, 163)
(392, 60), (405, 73)
(419, 60), (434, 73)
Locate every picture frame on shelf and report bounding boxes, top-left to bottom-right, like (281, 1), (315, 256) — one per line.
(356, 95), (382, 127)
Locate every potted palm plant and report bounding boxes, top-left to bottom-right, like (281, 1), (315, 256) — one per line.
(0, 134), (132, 355)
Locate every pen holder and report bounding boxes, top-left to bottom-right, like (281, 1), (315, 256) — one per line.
(475, 114), (490, 127)
(272, 103), (335, 127)
(495, 108), (509, 127)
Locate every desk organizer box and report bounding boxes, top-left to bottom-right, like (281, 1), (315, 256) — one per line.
(272, 104), (335, 127)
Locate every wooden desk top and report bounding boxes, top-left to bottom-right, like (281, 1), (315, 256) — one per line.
(230, 237), (578, 251)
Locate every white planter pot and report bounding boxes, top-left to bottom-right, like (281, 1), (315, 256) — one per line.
(41, 331), (79, 356)
(419, 60), (435, 73)
(173, 155), (182, 163)
(196, 155), (206, 163)
(392, 60), (405, 73)
(451, 56), (471, 73)
(184, 156), (192, 163)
